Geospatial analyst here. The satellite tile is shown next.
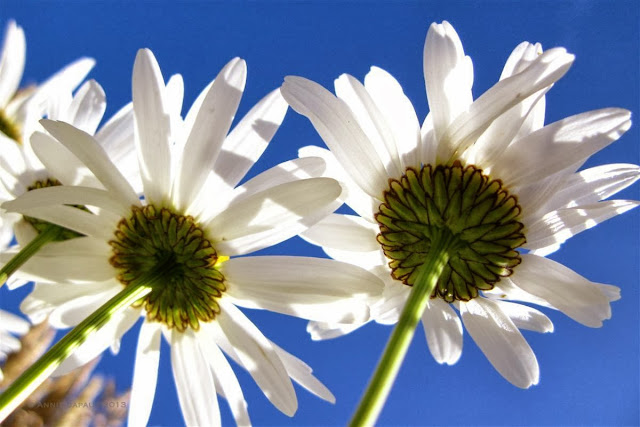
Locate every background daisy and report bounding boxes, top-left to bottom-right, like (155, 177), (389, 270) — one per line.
(0, 3), (637, 426)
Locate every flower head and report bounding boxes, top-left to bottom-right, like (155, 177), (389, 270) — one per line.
(281, 21), (639, 388)
(0, 19), (97, 252)
(3, 49), (383, 425)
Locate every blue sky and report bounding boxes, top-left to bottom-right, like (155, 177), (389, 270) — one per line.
(1, 1), (638, 426)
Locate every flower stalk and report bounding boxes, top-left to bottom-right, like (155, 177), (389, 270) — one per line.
(0, 267), (166, 422)
(350, 230), (456, 427)
(0, 224), (63, 287)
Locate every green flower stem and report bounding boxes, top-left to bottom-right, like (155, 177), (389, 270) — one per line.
(0, 224), (62, 287)
(0, 270), (161, 422)
(350, 231), (455, 427)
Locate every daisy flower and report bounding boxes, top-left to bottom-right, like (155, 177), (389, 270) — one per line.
(281, 20), (639, 390)
(0, 19), (95, 252)
(0, 78), (137, 289)
(2, 49), (383, 425)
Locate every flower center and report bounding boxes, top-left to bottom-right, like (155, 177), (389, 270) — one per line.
(0, 108), (21, 143)
(24, 179), (84, 241)
(109, 205), (226, 332)
(375, 161), (525, 302)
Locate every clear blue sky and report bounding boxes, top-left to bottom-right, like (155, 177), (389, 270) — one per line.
(1, 1), (638, 426)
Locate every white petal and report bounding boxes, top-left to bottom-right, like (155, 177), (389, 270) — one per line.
(20, 280), (110, 326)
(32, 57), (95, 109)
(4, 249), (115, 285)
(525, 200), (639, 252)
(128, 321), (162, 427)
(491, 108), (631, 188)
(213, 87), (288, 190)
(298, 145), (378, 221)
(67, 80), (106, 134)
(536, 164), (640, 214)
(94, 103), (141, 192)
(39, 120), (140, 206)
(132, 49), (172, 205)
(301, 213), (380, 252)
(423, 21), (474, 146)
(282, 76), (388, 198)
(0, 309), (29, 335)
(491, 300), (554, 333)
(271, 342), (335, 403)
(483, 277), (554, 309)
(440, 47), (574, 161)
(306, 320), (365, 341)
(174, 58), (246, 211)
(30, 131), (103, 188)
(53, 307), (139, 376)
(170, 330), (221, 427)
(419, 114), (437, 167)
(6, 204), (114, 240)
(460, 298), (539, 388)
(208, 177), (342, 256)
(511, 254), (616, 327)
(200, 156), (327, 221)
(364, 67), (421, 169)
(323, 246), (387, 271)
(3, 185), (130, 217)
(335, 73), (402, 177)
(421, 298), (462, 365)
(197, 326), (250, 426)
(0, 20), (25, 107)
(223, 256), (383, 323)
(217, 298), (297, 416)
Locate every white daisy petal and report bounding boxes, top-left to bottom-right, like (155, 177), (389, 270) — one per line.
(300, 213), (380, 252)
(525, 200), (639, 252)
(217, 298), (297, 416)
(0, 20), (25, 107)
(201, 156), (327, 221)
(460, 298), (539, 388)
(30, 131), (102, 188)
(298, 145), (378, 221)
(335, 73), (402, 177)
(440, 47), (574, 161)
(53, 307), (139, 377)
(491, 300), (554, 333)
(306, 320), (365, 341)
(170, 330), (220, 427)
(67, 80), (106, 135)
(9, 205), (114, 240)
(365, 66), (421, 169)
(492, 108), (631, 188)
(197, 325), (251, 427)
(537, 164), (640, 214)
(419, 114), (437, 167)
(3, 185), (130, 217)
(128, 321), (161, 427)
(421, 298), (463, 365)
(213, 88), (289, 190)
(323, 246), (387, 271)
(174, 58), (246, 211)
(132, 48), (172, 205)
(39, 120), (140, 206)
(32, 57), (95, 110)
(282, 76), (388, 198)
(209, 177), (342, 256)
(223, 256), (382, 323)
(4, 249), (115, 285)
(271, 342), (335, 403)
(423, 21), (474, 146)
(511, 255), (616, 327)
(0, 310), (29, 335)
